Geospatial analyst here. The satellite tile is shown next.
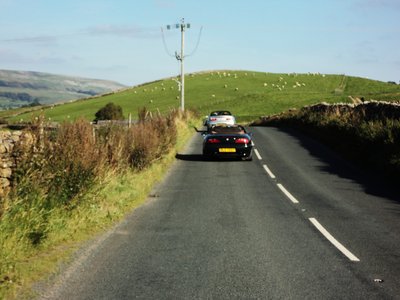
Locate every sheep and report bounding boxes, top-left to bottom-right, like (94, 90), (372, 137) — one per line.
(224, 84), (228, 88)
(264, 83), (268, 87)
(235, 87), (239, 91)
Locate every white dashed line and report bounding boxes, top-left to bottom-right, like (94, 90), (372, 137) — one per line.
(277, 183), (299, 204)
(254, 149), (262, 160)
(263, 164), (276, 179)
(309, 218), (360, 262)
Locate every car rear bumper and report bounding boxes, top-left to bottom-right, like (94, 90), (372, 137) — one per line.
(203, 145), (253, 159)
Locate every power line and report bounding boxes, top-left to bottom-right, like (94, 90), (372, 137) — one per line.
(187, 26), (203, 57)
(160, 27), (175, 58)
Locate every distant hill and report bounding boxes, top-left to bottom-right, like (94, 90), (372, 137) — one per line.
(0, 70), (126, 110)
(3, 70), (400, 123)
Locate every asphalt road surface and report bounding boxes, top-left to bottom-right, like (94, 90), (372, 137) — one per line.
(42, 127), (400, 299)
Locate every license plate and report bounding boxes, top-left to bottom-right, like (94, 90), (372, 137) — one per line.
(219, 148), (236, 153)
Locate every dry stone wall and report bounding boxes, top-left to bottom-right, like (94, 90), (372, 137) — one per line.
(0, 130), (26, 197)
(302, 101), (400, 120)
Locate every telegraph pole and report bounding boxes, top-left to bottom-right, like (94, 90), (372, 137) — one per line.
(179, 19), (185, 111)
(165, 18), (190, 111)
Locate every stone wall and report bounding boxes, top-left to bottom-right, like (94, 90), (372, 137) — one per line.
(302, 100), (400, 121)
(0, 130), (24, 197)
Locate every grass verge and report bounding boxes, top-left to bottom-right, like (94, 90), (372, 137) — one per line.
(0, 116), (199, 300)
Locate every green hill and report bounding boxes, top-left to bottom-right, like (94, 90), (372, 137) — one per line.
(4, 71), (400, 123)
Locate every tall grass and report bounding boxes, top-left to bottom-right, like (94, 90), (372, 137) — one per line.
(0, 108), (195, 299)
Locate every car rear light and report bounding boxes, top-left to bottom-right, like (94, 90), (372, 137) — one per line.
(207, 138), (221, 143)
(235, 138), (249, 144)
(210, 117), (217, 121)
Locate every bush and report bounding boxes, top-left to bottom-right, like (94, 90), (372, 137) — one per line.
(94, 102), (124, 121)
(129, 108), (178, 170)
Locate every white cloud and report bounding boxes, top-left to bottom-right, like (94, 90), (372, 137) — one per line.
(1, 35), (58, 45)
(83, 24), (160, 39)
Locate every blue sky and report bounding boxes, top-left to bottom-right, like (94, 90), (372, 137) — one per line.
(0, 0), (399, 85)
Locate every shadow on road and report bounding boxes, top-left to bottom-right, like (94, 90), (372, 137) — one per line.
(175, 153), (244, 162)
(175, 154), (205, 161)
(273, 126), (400, 204)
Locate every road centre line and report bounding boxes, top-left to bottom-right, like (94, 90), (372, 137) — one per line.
(254, 149), (262, 160)
(309, 218), (360, 262)
(277, 183), (299, 204)
(262, 164), (276, 179)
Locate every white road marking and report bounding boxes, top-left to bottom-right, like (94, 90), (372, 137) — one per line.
(277, 183), (299, 204)
(254, 149), (262, 160)
(263, 164), (276, 179)
(309, 218), (360, 262)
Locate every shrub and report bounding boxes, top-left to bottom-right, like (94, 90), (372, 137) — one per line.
(94, 102), (124, 121)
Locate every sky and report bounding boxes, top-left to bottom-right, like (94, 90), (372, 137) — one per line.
(0, 0), (399, 86)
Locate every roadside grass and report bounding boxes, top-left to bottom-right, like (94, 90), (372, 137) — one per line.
(5, 71), (400, 124)
(0, 114), (198, 300)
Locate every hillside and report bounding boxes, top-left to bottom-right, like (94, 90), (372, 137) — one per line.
(0, 70), (126, 110)
(4, 71), (400, 123)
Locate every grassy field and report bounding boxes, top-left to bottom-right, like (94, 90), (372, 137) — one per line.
(5, 70), (400, 124)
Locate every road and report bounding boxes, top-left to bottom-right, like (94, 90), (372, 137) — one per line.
(42, 127), (400, 299)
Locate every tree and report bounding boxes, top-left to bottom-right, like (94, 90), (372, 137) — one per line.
(94, 102), (124, 121)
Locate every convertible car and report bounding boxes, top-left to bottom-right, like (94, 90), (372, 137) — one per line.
(203, 111), (236, 130)
(202, 125), (253, 161)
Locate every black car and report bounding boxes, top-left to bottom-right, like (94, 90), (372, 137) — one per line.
(202, 125), (253, 161)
